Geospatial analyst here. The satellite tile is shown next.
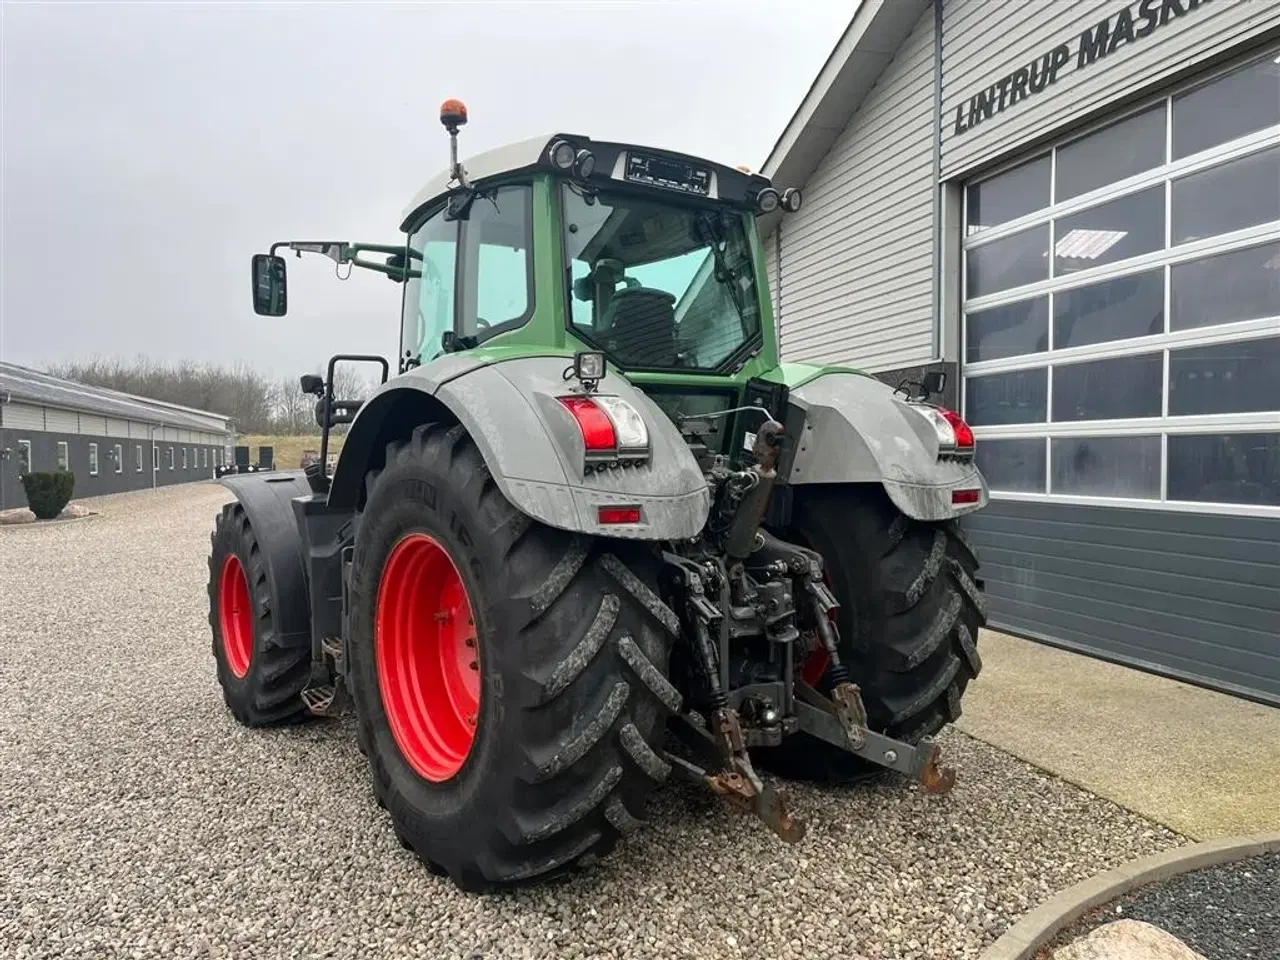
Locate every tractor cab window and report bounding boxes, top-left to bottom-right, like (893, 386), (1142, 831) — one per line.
(401, 184), (533, 368)
(562, 184), (762, 372)
(460, 184), (534, 338)
(402, 211), (458, 367)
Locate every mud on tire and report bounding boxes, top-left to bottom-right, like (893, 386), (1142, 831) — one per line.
(346, 423), (682, 891)
(757, 485), (987, 783)
(207, 501), (312, 726)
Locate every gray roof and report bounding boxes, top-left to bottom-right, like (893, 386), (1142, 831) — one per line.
(0, 362), (236, 434)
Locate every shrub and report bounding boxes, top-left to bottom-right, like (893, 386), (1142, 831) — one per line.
(21, 470), (76, 520)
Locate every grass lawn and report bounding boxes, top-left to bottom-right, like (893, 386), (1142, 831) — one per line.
(239, 434), (346, 470)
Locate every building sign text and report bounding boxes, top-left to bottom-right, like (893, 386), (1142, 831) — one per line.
(952, 0), (1217, 136)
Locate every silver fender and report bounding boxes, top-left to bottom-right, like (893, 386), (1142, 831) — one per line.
(786, 372), (988, 521)
(328, 354), (710, 541)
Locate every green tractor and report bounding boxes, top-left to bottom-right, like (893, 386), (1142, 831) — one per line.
(210, 99), (988, 891)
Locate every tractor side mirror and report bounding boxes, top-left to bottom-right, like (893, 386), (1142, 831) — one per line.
(923, 370), (947, 398)
(299, 374), (326, 396)
(251, 254), (288, 316)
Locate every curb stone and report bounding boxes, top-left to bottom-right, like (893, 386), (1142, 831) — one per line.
(980, 831), (1280, 960)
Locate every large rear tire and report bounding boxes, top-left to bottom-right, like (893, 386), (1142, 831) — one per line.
(758, 485), (986, 783)
(207, 501), (312, 726)
(346, 423), (682, 891)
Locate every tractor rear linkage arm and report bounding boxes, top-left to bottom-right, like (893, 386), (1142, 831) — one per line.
(662, 417), (956, 843)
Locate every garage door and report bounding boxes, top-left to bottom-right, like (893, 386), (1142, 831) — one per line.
(956, 48), (1280, 703)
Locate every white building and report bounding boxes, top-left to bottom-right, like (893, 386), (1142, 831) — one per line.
(0, 362), (235, 509)
(761, 0), (1280, 703)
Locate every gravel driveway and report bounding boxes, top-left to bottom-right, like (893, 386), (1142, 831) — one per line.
(0, 483), (1184, 960)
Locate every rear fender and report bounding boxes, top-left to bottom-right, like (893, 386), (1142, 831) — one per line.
(327, 355), (710, 540)
(786, 372), (988, 521)
(217, 471), (315, 659)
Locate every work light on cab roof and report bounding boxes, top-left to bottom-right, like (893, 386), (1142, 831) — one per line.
(228, 95), (991, 893)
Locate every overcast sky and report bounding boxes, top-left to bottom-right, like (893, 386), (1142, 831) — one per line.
(1, 0), (853, 380)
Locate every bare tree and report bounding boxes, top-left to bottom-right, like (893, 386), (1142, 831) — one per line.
(52, 355), (276, 433)
(50, 355), (383, 437)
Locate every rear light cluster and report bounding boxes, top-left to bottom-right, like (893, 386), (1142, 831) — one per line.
(914, 404), (976, 460)
(558, 394), (650, 527)
(557, 394), (650, 469)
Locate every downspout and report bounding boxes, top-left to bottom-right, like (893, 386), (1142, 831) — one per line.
(148, 423), (159, 490)
(930, 0), (944, 360)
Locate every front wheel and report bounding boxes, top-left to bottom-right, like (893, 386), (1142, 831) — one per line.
(206, 501), (311, 726)
(757, 485), (987, 783)
(346, 423), (683, 890)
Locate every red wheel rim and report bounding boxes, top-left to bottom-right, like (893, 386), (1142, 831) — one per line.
(375, 532), (481, 783)
(218, 554), (254, 679)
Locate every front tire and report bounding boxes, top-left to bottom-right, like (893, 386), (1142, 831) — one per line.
(347, 423), (682, 890)
(207, 501), (312, 726)
(759, 485), (986, 783)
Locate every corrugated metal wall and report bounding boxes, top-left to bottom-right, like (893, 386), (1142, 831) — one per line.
(772, 5), (937, 373)
(964, 500), (1280, 704)
(45, 409), (77, 433)
(940, 0), (1278, 178)
(2, 402), (44, 431)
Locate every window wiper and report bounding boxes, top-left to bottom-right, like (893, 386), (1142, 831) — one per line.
(695, 214), (749, 326)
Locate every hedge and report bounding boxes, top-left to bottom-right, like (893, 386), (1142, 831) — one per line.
(21, 470), (76, 520)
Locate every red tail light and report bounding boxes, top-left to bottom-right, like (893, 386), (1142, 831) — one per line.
(911, 403), (976, 459)
(558, 396), (617, 451)
(939, 408), (975, 450)
(952, 489), (980, 505)
(557, 394), (650, 467)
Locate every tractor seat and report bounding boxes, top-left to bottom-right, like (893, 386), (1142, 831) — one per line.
(601, 287), (679, 368)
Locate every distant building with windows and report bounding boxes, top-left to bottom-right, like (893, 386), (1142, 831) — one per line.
(0, 362), (236, 509)
(760, 1), (1279, 703)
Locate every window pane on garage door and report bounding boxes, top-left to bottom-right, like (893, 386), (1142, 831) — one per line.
(966, 154), (1050, 235)
(1053, 269), (1164, 349)
(975, 438), (1046, 493)
(1051, 435), (1161, 498)
(965, 368), (1048, 425)
(1173, 55), (1280, 161)
(1168, 433), (1280, 506)
(1169, 336), (1280, 416)
(967, 224), (1050, 297)
(1056, 103), (1166, 202)
(1170, 241), (1280, 331)
(1053, 187), (1164, 275)
(1171, 145), (1280, 245)
(966, 296), (1048, 362)
(1052, 354), (1163, 421)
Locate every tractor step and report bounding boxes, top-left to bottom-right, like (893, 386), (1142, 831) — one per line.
(321, 635), (343, 663)
(301, 682), (347, 717)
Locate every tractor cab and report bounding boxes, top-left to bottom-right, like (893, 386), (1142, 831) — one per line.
(251, 100), (805, 458)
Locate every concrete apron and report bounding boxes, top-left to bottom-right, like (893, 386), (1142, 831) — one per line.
(956, 631), (1280, 842)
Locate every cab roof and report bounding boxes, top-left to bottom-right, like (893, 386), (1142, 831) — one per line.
(399, 133), (774, 232)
